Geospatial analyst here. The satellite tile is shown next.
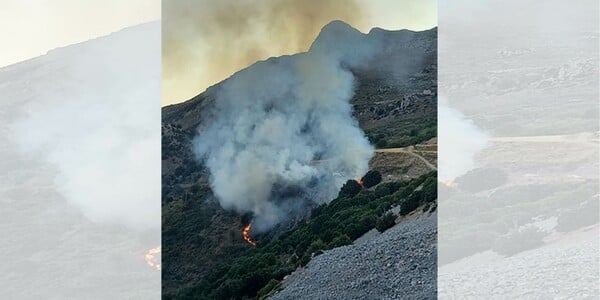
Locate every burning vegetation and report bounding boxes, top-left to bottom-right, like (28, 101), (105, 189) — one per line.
(172, 172), (437, 299)
(242, 223), (257, 246)
(192, 21), (377, 232)
(360, 170), (382, 188)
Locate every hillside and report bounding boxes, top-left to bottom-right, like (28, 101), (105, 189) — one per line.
(162, 22), (437, 298)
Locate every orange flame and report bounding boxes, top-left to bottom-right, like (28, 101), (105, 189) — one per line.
(357, 178), (363, 186)
(242, 223), (257, 246)
(145, 246), (161, 271)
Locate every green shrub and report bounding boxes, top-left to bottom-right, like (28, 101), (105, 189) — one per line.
(429, 202), (437, 212)
(308, 239), (328, 254)
(175, 172), (437, 299)
(376, 139), (388, 148)
(258, 279), (279, 298)
(338, 179), (362, 198)
(299, 253), (311, 267)
(361, 170), (382, 188)
(376, 213), (396, 232)
(399, 196), (420, 215)
(328, 234), (352, 248)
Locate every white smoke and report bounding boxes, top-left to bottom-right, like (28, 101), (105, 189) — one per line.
(7, 23), (161, 231)
(194, 21), (381, 231)
(438, 96), (489, 182)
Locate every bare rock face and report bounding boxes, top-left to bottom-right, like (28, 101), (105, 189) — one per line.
(271, 212), (437, 300)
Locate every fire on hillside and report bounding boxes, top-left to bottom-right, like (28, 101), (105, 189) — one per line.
(243, 223), (257, 246)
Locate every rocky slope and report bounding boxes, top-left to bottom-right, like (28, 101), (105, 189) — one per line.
(270, 211), (437, 300)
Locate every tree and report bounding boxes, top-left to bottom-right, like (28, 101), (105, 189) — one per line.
(328, 234), (352, 248)
(338, 179), (362, 198)
(376, 213), (396, 232)
(258, 279), (280, 298)
(376, 139), (388, 148)
(308, 239), (328, 254)
(361, 170), (382, 188)
(399, 193), (420, 215)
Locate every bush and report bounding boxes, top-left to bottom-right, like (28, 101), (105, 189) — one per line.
(175, 172), (437, 299)
(376, 139), (388, 148)
(360, 213), (377, 228)
(399, 195), (420, 215)
(307, 239), (327, 254)
(429, 202), (437, 212)
(328, 234), (352, 248)
(361, 170), (382, 188)
(422, 203), (431, 212)
(376, 213), (396, 232)
(338, 179), (362, 198)
(258, 279), (279, 298)
(299, 253), (311, 267)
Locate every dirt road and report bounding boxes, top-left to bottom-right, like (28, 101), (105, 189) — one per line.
(376, 146), (437, 171)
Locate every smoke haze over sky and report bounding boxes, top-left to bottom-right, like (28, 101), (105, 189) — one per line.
(162, 0), (436, 106)
(0, 0), (159, 68)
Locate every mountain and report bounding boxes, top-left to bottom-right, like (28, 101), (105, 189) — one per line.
(162, 21), (437, 298)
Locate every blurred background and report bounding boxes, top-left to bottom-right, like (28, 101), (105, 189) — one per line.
(0, 1), (161, 299)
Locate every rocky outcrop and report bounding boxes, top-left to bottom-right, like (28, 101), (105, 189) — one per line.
(271, 212), (437, 300)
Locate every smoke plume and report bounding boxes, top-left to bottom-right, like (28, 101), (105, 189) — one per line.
(438, 97), (489, 182)
(194, 21), (381, 231)
(162, 0), (367, 105)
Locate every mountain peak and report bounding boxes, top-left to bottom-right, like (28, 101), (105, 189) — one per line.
(309, 20), (365, 52)
(308, 20), (380, 68)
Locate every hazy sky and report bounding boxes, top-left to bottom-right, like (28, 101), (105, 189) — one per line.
(162, 0), (437, 106)
(0, 0), (435, 105)
(0, 0), (160, 68)
(362, 0), (437, 32)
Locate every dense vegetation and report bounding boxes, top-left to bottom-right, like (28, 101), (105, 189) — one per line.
(375, 212), (397, 232)
(167, 171), (436, 300)
(361, 170), (382, 188)
(366, 118), (436, 149)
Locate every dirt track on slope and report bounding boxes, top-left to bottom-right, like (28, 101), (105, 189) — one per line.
(376, 146), (437, 171)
